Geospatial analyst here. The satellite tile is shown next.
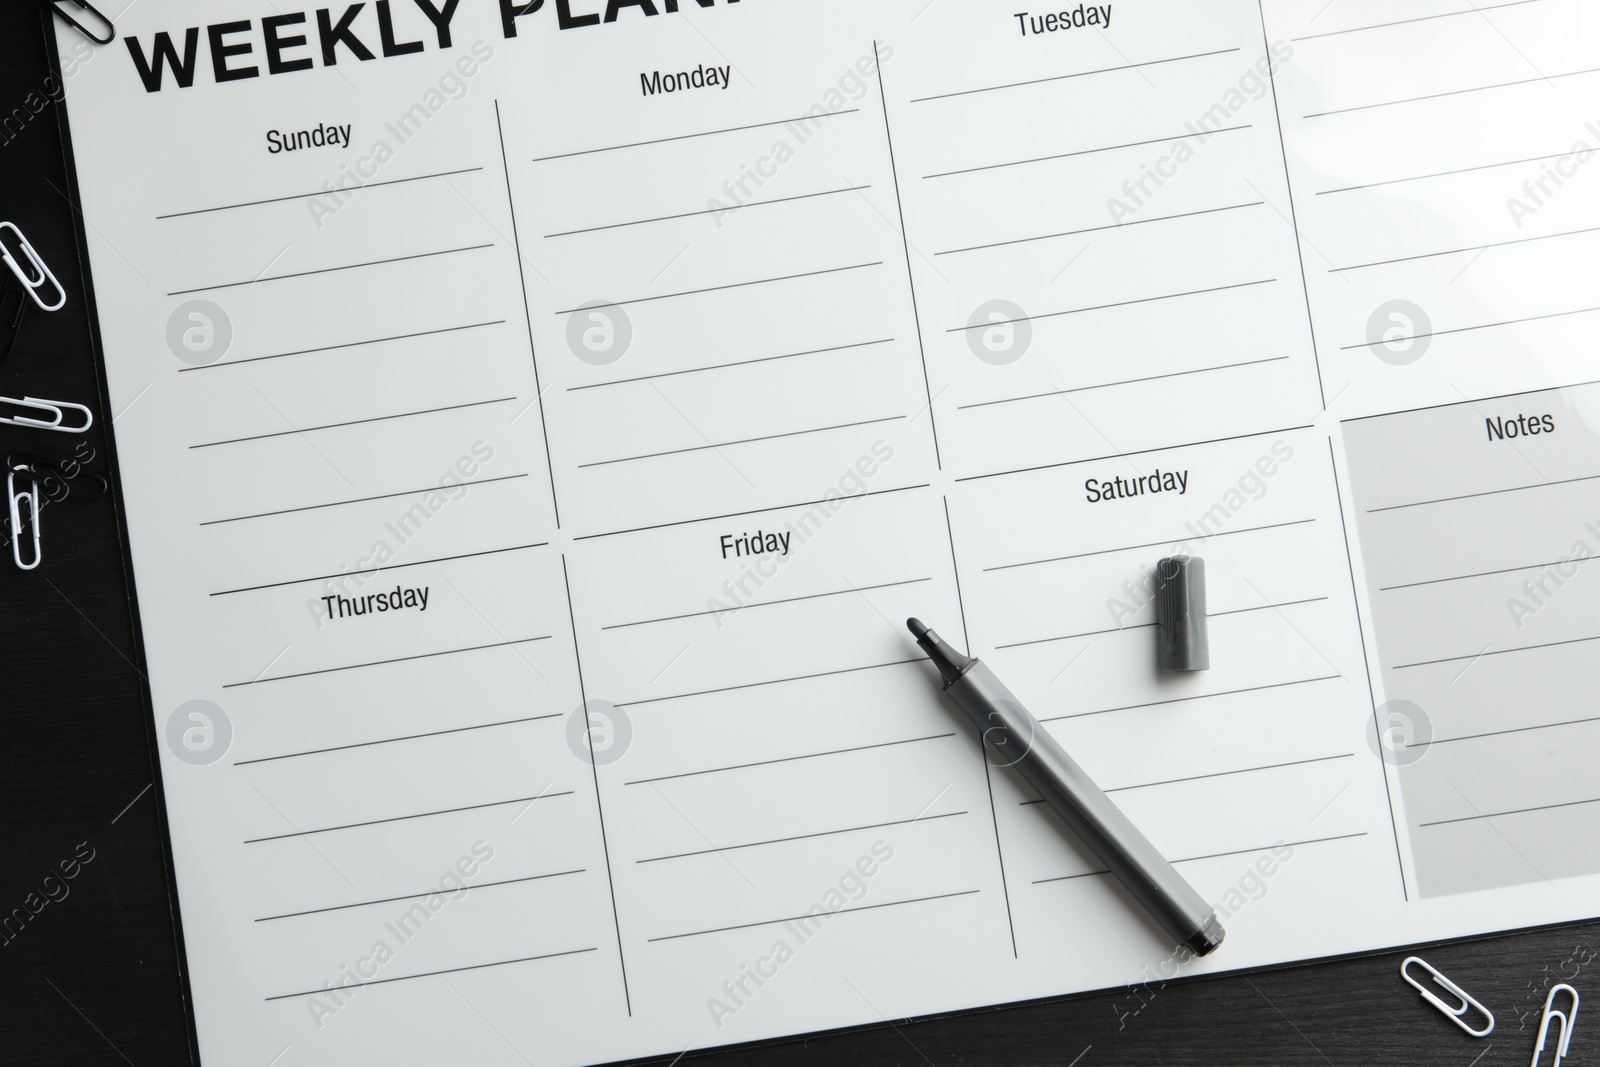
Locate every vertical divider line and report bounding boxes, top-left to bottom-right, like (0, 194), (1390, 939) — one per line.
(561, 553), (634, 1012)
(1325, 437), (1409, 901)
(495, 99), (563, 527)
(1253, 4), (1329, 413)
(873, 40), (944, 469)
(943, 495), (1019, 957)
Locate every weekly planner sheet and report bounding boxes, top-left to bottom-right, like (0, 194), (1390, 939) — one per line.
(51, 0), (1600, 1063)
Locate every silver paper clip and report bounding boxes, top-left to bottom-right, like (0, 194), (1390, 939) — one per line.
(0, 222), (66, 312)
(1402, 956), (1495, 1037)
(46, 0), (114, 45)
(1531, 984), (1580, 1067)
(0, 396), (94, 433)
(8, 466), (41, 571)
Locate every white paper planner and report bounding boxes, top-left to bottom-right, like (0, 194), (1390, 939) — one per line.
(48, 0), (1600, 1063)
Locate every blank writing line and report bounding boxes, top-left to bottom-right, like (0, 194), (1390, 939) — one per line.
(1032, 833), (1367, 883)
(625, 732), (955, 787)
(190, 397), (516, 449)
(1332, 224), (1600, 273)
(1318, 148), (1586, 196)
(946, 279), (1275, 333)
(603, 577), (930, 630)
(616, 658), (923, 708)
(532, 110), (858, 162)
(648, 890), (979, 942)
(200, 473), (528, 526)
(911, 48), (1240, 103)
(959, 356), (1287, 411)
(555, 262), (881, 314)
(925, 126), (1250, 180)
(157, 167), (484, 220)
(574, 483), (929, 541)
(168, 244), (492, 296)
(938, 202), (1263, 256)
(578, 415), (904, 469)
(1037, 674), (1342, 723)
(264, 948), (595, 1000)
(176, 320), (504, 372)
(568, 338), (894, 392)
(1019, 753), (1354, 803)
(210, 542), (548, 596)
(1368, 471), (1600, 514)
(638, 812), (966, 864)
(986, 518), (1315, 572)
(997, 597), (1325, 649)
(1292, 0), (1546, 41)
(256, 869), (584, 922)
(545, 186), (870, 237)
(244, 790), (573, 844)
(223, 636), (552, 688)
(959, 424), (1312, 485)
(1381, 555), (1592, 592)
(1394, 633), (1600, 671)
(233, 713), (561, 766)
(1409, 714), (1600, 750)
(1307, 66), (1600, 119)
(1420, 796), (1600, 828)
(1341, 305), (1600, 351)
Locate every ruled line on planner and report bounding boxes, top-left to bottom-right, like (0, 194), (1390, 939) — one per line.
(985, 518), (1316, 572)
(1305, 66), (1600, 119)
(199, 473), (529, 526)
(958, 356), (1289, 411)
(175, 320), (505, 372)
(1290, 0), (1547, 42)
(578, 415), (907, 469)
(1316, 147), (1589, 196)
(646, 890), (980, 942)
(1331, 224), (1600, 273)
(233, 713), (562, 766)
(1380, 555), (1595, 592)
(944, 279), (1277, 333)
(1032, 833), (1367, 884)
(909, 48), (1241, 103)
(1036, 674), (1343, 723)
(545, 186), (872, 237)
(1366, 472), (1600, 514)
(603, 577), (931, 630)
(531, 109), (860, 162)
(1018, 752), (1354, 803)
(256, 869), (585, 922)
(924, 126), (1251, 180)
(995, 597), (1326, 649)
(553, 261), (882, 314)
(1420, 796), (1600, 828)
(1341, 305), (1600, 353)
(615, 657), (925, 708)
(637, 812), (968, 865)
(624, 732), (956, 787)
(1408, 714), (1600, 750)
(155, 167), (485, 220)
(264, 948), (596, 1001)
(567, 337), (895, 391)
(210, 542), (549, 596)
(222, 636), (553, 688)
(573, 483), (930, 541)
(1340, 376), (1600, 424)
(1393, 633), (1600, 671)
(957, 422), (1314, 484)
(190, 398), (517, 449)
(167, 243), (493, 296)
(936, 201), (1265, 257)
(243, 790), (574, 844)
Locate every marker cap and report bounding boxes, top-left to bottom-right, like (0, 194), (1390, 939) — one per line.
(1155, 555), (1209, 672)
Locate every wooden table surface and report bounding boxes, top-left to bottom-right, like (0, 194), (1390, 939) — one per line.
(1, 6), (1594, 1065)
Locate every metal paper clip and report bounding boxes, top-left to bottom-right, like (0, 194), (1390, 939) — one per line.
(1401, 957), (1495, 1037)
(8, 450), (107, 501)
(8, 466), (41, 571)
(0, 396), (93, 433)
(0, 223), (66, 312)
(1531, 984), (1580, 1067)
(46, 0), (114, 44)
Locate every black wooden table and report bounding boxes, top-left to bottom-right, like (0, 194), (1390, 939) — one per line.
(1, 6), (1593, 1064)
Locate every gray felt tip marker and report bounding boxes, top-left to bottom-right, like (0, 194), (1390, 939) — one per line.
(907, 618), (1224, 957)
